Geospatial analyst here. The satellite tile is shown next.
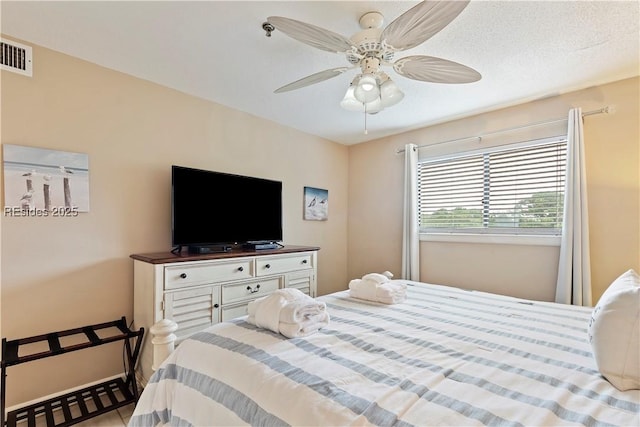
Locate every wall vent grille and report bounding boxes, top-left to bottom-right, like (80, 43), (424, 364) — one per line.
(1, 39), (33, 77)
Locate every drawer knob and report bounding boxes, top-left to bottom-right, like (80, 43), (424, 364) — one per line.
(265, 264), (271, 269)
(237, 266), (244, 272)
(213, 303), (219, 308)
(302, 259), (308, 264)
(246, 284), (261, 294)
(179, 273), (187, 279)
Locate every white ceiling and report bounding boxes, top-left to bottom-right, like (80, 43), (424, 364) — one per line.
(2, 1), (639, 145)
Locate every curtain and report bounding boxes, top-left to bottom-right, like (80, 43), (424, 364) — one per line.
(556, 108), (592, 306)
(402, 143), (420, 280)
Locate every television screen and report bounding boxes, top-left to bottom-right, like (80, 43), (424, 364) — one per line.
(171, 166), (283, 248)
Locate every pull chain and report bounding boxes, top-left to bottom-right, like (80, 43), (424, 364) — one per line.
(364, 104), (368, 135)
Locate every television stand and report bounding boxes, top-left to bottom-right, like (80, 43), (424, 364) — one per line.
(130, 245), (319, 383)
(243, 242), (280, 250)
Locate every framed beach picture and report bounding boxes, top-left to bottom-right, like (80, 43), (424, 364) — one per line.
(304, 186), (328, 221)
(3, 144), (90, 216)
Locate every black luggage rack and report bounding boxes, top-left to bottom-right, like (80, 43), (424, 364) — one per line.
(1, 317), (144, 427)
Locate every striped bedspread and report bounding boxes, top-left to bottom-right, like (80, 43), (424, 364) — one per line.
(129, 282), (640, 426)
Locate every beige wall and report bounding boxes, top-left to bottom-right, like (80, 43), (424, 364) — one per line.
(349, 77), (639, 303)
(1, 36), (638, 407)
(0, 41), (348, 406)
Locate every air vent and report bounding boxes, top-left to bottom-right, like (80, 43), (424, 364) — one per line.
(1, 38), (33, 77)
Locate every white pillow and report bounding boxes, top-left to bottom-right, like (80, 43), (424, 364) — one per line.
(587, 269), (640, 390)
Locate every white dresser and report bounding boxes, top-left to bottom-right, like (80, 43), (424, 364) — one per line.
(131, 245), (319, 383)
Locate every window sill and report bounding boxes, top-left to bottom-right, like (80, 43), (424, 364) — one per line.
(420, 233), (561, 246)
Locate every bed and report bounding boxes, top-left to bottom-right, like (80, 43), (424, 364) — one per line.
(129, 281), (640, 426)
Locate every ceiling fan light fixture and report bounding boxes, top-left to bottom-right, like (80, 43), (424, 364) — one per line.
(342, 73), (404, 113)
(380, 78), (405, 108)
(354, 73), (380, 103)
(341, 79), (383, 114)
(340, 85), (363, 112)
(364, 98), (382, 114)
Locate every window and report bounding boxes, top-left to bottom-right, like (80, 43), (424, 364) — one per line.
(418, 138), (567, 235)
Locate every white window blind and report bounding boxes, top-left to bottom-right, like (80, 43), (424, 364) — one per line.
(418, 138), (567, 235)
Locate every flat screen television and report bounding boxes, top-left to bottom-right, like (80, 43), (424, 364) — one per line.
(171, 165), (283, 251)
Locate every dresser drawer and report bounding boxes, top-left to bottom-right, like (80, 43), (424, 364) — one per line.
(221, 277), (281, 305)
(165, 259), (253, 289)
(256, 253), (313, 276)
(221, 303), (250, 321)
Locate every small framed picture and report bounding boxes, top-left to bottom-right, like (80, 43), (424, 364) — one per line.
(3, 144), (90, 216)
(304, 186), (328, 221)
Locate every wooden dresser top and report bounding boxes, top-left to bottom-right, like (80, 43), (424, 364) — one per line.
(130, 245), (320, 264)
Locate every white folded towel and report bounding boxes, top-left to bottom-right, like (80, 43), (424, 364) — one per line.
(348, 279), (379, 301)
(279, 299), (327, 324)
(361, 272), (391, 284)
(349, 273), (407, 304)
(246, 288), (329, 338)
(252, 290), (291, 333)
(375, 282), (407, 304)
(279, 311), (330, 338)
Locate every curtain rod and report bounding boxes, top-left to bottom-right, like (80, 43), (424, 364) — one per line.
(396, 105), (614, 154)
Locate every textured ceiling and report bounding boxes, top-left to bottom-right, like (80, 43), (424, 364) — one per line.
(2, 1), (639, 145)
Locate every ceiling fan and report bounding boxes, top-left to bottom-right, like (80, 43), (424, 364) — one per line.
(264, 0), (481, 116)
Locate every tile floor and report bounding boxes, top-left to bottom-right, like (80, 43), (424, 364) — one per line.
(76, 403), (135, 427)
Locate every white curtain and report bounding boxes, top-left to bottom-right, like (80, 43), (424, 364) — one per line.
(556, 108), (592, 306)
(402, 143), (420, 280)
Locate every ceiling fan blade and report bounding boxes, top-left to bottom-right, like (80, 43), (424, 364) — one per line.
(381, 0), (470, 51)
(393, 55), (481, 83)
(267, 16), (355, 53)
(274, 67), (351, 93)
